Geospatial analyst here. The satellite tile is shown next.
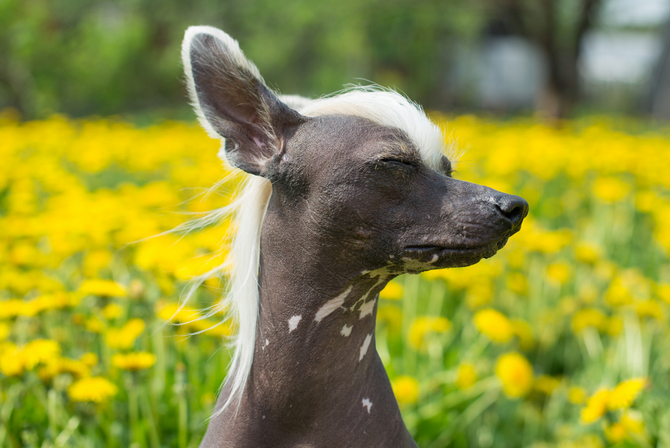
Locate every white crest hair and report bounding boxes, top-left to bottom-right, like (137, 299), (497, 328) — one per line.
(180, 26), (458, 417)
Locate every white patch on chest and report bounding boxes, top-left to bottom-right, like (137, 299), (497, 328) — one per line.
(341, 324), (353, 337)
(358, 298), (377, 320)
(262, 338), (269, 350)
(359, 333), (373, 361)
(288, 315), (302, 333)
(315, 285), (353, 322)
(362, 398), (373, 413)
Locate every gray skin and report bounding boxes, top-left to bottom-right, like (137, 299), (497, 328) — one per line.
(188, 32), (528, 448)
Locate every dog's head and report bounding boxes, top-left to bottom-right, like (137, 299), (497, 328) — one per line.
(183, 26), (528, 276)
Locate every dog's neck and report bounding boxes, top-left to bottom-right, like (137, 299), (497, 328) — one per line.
(201, 200), (417, 448)
(252, 263), (385, 408)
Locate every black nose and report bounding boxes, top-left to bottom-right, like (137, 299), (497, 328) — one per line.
(494, 193), (529, 228)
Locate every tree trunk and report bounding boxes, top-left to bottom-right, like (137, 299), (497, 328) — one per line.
(494, 0), (601, 119)
(648, 17), (670, 119)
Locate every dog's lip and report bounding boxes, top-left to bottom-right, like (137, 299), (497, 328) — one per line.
(403, 237), (509, 260)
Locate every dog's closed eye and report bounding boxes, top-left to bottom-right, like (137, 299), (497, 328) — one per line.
(378, 157), (418, 169)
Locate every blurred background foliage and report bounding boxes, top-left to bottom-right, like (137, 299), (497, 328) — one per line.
(3, 0), (669, 120)
(0, 0), (481, 119)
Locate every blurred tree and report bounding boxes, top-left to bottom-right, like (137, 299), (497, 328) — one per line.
(648, 16), (670, 119)
(477, 0), (602, 118)
(0, 0), (482, 119)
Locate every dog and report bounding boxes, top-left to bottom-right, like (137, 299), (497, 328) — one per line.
(181, 26), (528, 448)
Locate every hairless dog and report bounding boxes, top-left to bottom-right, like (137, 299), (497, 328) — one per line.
(181, 26), (528, 448)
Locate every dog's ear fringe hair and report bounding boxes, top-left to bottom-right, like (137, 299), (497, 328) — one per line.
(167, 173), (272, 419)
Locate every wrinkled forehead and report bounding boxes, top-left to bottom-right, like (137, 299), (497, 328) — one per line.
(298, 90), (453, 169)
(292, 114), (416, 161)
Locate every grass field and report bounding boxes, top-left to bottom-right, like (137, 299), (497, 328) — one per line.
(1, 111), (669, 447)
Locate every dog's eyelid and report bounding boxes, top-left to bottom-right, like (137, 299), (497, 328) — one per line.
(377, 157), (419, 169)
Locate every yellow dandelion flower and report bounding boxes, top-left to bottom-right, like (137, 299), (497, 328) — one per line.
(391, 375), (419, 405)
(534, 375), (561, 395)
(85, 316), (106, 334)
(571, 308), (608, 334)
(580, 388), (610, 424)
(604, 422), (628, 444)
(377, 306), (403, 334)
(474, 309), (514, 344)
(635, 299), (663, 320)
(568, 386), (587, 404)
(31, 293), (80, 313)
(605, 270), (648, 307)
(156, 303), (202, 324)
(465, 282), (493, 309)
(593, 177), (631, 203)
(608, 378), (647, 410)
(456, 363), (478, 390)
(60, 358), (92, 378)
(408, 316), (451, 351)
(102, 303), (123, 320)
(546, 262), (571, 285)
(574, 242), (601, 265)
(79, 279), (127, 298)
(105, 318), (145, 350)
(511, 318), (534, 351)
(657, 283), (670, 305)
(80, 352), (98, 367)
(9, 242), (41, 267)
(0, 299), (27, 319)
(635, 190), (657, 213)
(38, 357), (91, 382)
(379, 281), (404, 300)
(525, 228), (572, 253)
(620, 410), (645, 434)
(507, 272), (529, 295)
(0, 343), (23, 377)
(603, 411), (644, 444)
(68, 376), (118, 403)
(82, 250), (112, 277)
(112, 352), (156, 371)
(22, 339), (61, 370)
(506, 247), (525, 269)
(495, 352), (534, 398)
(37, 360), (62, 382)
(421, 269), (458, 287)
(156, 274), (175, 295)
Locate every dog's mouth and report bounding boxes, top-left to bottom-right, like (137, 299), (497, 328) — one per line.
(402, 237), (510, 268)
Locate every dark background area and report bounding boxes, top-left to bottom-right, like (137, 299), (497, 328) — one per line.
(2, 0), (670, 121)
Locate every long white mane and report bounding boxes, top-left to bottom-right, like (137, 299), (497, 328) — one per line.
(188, 87), (456, 417)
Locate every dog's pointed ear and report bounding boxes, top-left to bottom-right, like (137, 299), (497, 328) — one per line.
(182, 26), (304, 176)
